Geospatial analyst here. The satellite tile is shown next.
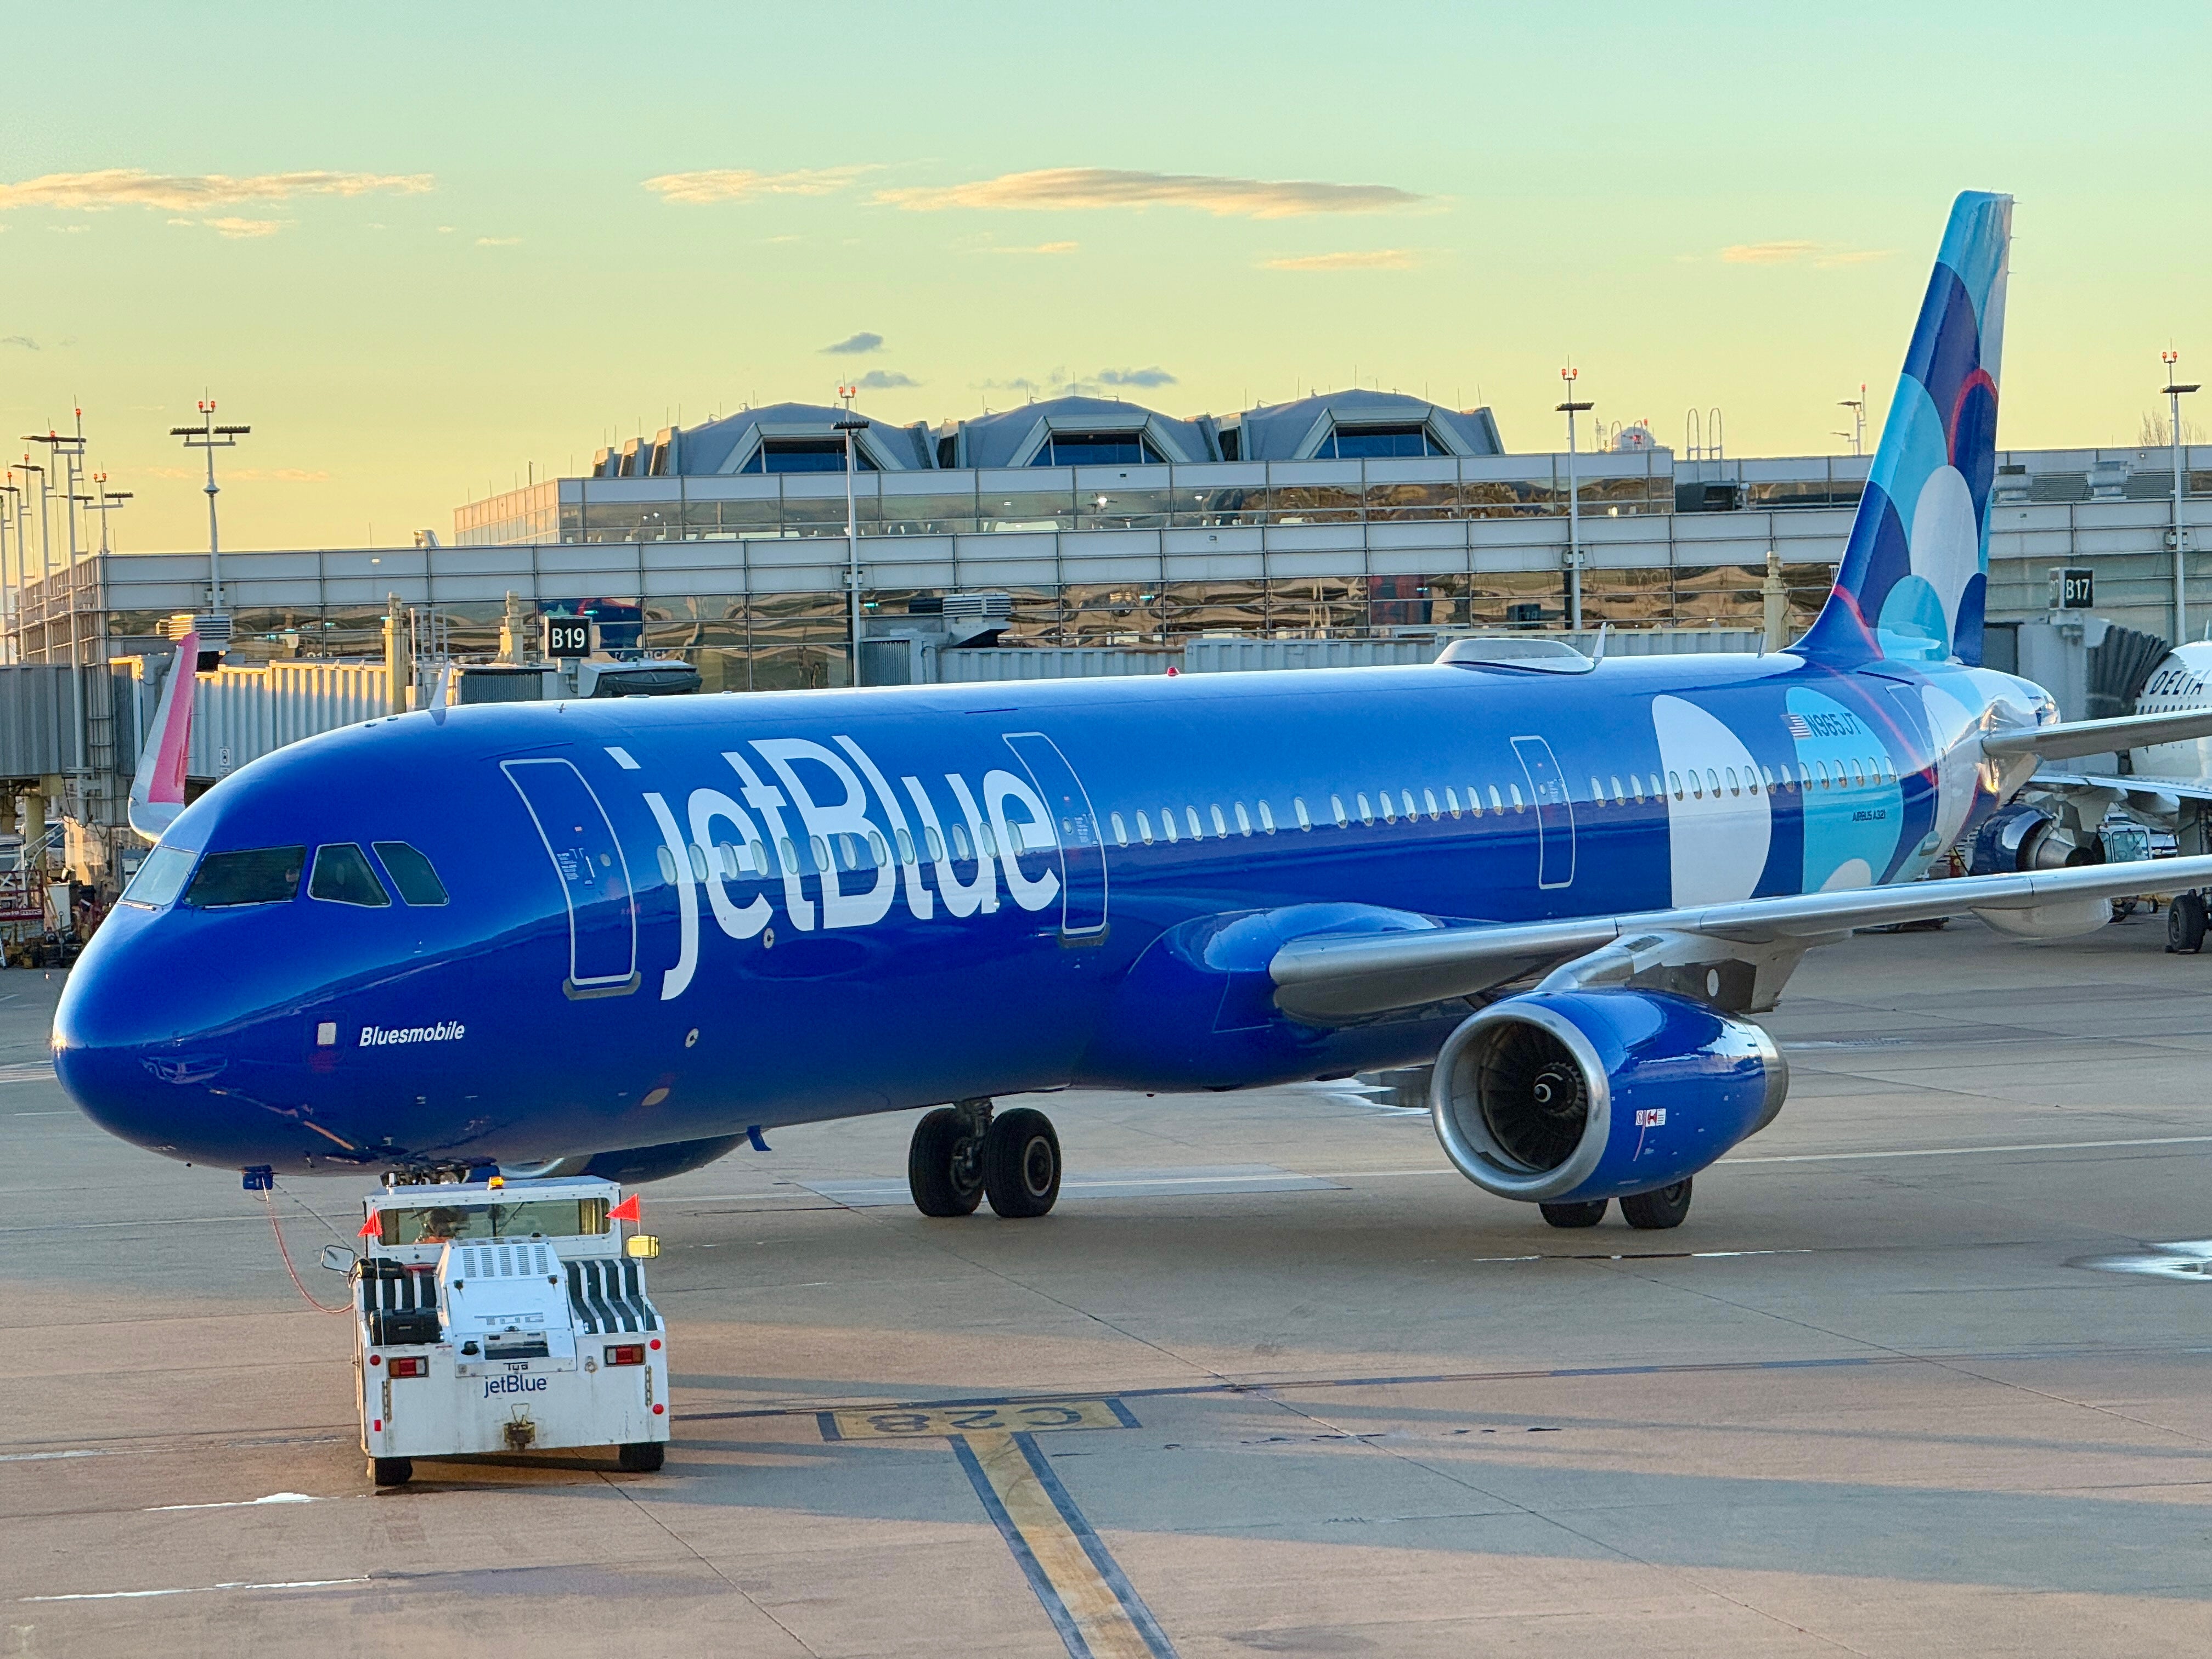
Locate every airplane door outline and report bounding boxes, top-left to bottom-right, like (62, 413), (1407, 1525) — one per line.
(1511, 735), (1576, 890)
(1002, 731), (1109, 938)
(502, 757), (642, 997)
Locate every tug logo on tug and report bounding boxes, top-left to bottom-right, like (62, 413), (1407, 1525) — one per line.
(484, 1373), (547, 1397)
(360, 1022), (467, 1048)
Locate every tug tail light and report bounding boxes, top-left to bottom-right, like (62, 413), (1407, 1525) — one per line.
(387, 1356), (429, 1379)
(606, 1344), (646, 1367)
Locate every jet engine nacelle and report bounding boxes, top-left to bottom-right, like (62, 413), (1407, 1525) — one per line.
(503, 1132), (748, 1185)
(1969, 803), (2101, 876)
(1429, 991), (1788, 1204)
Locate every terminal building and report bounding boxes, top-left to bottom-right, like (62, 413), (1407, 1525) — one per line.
(7, 387), (2209, 695)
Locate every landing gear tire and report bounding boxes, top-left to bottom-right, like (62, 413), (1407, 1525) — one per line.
(617, 1441), (665, 1473)
(908, 1106), (986, 1217)
(1539, 1199), (1608, 1228)
(2169, 892), (2206, 955)
(1619, 1179), (1692, 1230)
(370, 1456), (413, 1487)
(982, 1108), (1062, 1218)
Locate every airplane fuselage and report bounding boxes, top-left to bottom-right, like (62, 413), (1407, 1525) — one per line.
(52, 650), (2049, 1175)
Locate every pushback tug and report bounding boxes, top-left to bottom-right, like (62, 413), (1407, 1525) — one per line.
(328, 1174), (669, 1486)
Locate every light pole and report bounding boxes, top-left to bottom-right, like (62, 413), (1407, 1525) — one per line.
(18, 459), (48, 661)
(1837, 385), (1866, 456)
(171, 400), (249, 618)
(834, 384), (868, 687)
(0, 476), (18, 663)
(2163, 350), (2200, 644)
(1557, 366), (1593, 631)
(74, 474), (132, 553)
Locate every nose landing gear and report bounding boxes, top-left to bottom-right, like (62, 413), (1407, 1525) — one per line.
(906, 1099), (1062, 1219)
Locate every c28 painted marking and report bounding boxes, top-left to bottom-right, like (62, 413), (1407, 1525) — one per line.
(820, 1396), (1135, 1441)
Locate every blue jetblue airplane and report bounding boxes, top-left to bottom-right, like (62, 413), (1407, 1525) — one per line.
(54, 193), (2212, 1231)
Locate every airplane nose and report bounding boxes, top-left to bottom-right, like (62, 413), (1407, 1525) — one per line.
(52, 908), (270, 1168)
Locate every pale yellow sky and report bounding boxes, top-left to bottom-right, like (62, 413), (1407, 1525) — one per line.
(2, 2), (2205, 553)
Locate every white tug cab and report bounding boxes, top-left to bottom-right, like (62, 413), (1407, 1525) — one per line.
(333, 1175), (669, 1487)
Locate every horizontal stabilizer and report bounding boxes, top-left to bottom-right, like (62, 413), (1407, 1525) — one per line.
(1271, 854), (2212, 1020)
(1982, 707), (2212, 762)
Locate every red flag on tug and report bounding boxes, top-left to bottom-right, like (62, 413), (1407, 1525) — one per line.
(357, 1215), (381, 1238)
(608, 1194), (641, 1222)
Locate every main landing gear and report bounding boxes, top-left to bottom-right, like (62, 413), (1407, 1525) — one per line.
(1538, 1177), (1694, 1232)
(907, 1098), (1063, 1220)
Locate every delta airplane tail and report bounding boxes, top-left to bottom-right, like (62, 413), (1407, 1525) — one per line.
(126, 634), (199, 843)
(1797, 190), (2012, 670)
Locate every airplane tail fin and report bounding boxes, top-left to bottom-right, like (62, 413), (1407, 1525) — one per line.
(1795, 190), (2012, 669)
(127, 636), (199, 843)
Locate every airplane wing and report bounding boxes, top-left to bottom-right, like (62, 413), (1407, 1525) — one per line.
(2021, 770), (2212, 809)
(1269, 854), (2212, 1020)
(1983, 708), (2212, 762)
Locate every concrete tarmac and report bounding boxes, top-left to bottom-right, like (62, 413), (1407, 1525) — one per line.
(7, 914), (2212, 1655)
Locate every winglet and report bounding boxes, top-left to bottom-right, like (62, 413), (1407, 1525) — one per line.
(1796, 191), (2012, 669)
(127, 635), (199, 844)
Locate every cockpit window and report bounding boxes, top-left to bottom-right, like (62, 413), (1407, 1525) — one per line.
(310, 843), (392, 907)
(372, 842), (449, 906)
(120, 844), (196, 909)
(184, 846), (306, 909)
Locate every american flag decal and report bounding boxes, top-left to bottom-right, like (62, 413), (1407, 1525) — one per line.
(1783, 713), (1813, 740)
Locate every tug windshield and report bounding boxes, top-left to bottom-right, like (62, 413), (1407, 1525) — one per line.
(375, 1197), (609, 1246)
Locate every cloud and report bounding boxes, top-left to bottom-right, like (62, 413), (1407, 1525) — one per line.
(878, 167), (1425, 220)
(643, 165), (874, 205)
(49, 224), (87, 234)
(977, 365), (1176, 397)
(1813, 247), (1893, 267)
(1719, 239), (1820, 264)
(1097, 366), (1176, 388)
(205, 217), (283, 239)
(1261, 249), (1416, 272)
(1, 335), (36, 351)
(987, 240), (1079, 255)
(821, 331), (884, 356)
(475, 235), (522, 246)
(0, 169), (432, 213)
(146, 465), (329, 483)
(855, 370), (919, 390)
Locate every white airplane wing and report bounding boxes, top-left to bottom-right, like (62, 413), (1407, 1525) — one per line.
(1983, 707), (2212, 762)
(1269, 854), (2212, 1020)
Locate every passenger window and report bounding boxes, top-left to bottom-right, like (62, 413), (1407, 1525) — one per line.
(690, 843), (712, 881)
(1589, 777), (1604, 806)
(1357, 793), (1374, 825)
(372, 842), (448, 906)
(1445, 788), (1461, 818)
(1611, 776), (1626, 804)
(657, 845), (679, 884)
(122, 843), (196, 909)
(1211, 805), (1229, 838)
(1726, 768), (1739, 795)
(1293, 798), (1311, 831)
(1760, 766), (1776, 791)
(1669, 771), (1683, 800)
(896, 828), (915, 865)
(1184, 808), (1202, 842)
(951, 823), (973, 860)
(1377, 792), (1394, 824)
(1110, 812), (1128, 848)
(1161, 810), (1180, 844)
(1509, 785), (1525, 812)
(924, 826), (944, 862)
(1852, 759), (1866, 788)
(1629, 776), (1644, 804)
(1138, 811), (1154, 845)
(1424, 788), (1440, 820)
(309, 843), (391, 908)
(1690, 772), (1703, 800)
(1234, 803), (1253, 836)
(1705, 769), (1719, 796)
(979, 825), (998, 859)
(1401, 791), (1417, 821)
(716, 841), (741, 879)
(1488, 785), (1505, 813)
(811, 836), (831, 871)
(1331, 795), (1348, 827)
(1813, 761), (1829, 789)
(1258, 801), (1276, 833)
(868, 831), (888, 867)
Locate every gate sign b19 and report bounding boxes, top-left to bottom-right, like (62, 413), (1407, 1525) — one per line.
(2051, 567), (2095, 611)
(545, 616), (595, 658)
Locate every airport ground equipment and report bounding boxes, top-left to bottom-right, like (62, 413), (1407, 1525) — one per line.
(333, 1175), (669, 1487)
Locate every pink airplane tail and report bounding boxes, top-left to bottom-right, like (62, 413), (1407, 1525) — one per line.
(127, 635), (199, 842)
